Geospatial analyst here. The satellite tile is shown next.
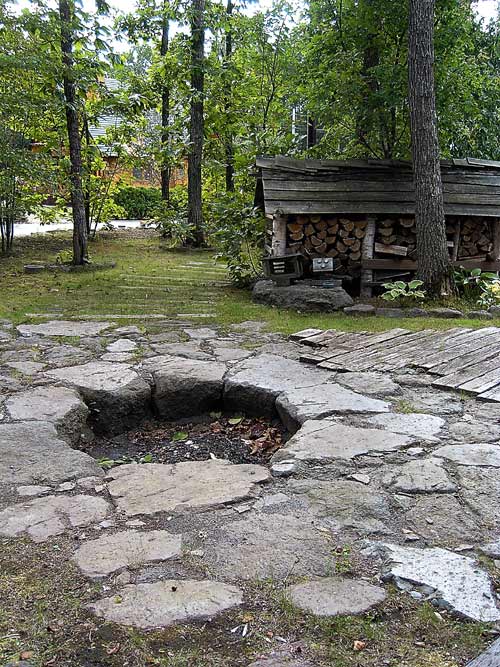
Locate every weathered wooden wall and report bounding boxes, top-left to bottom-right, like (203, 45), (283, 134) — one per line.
(257, 156), (500, 218)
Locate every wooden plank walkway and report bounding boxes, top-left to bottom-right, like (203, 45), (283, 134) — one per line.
(466, 638), (500, 667)
(292, 326), (500, 403)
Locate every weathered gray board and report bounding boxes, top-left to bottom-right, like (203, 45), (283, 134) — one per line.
(466, 638), (500, 667)
(293, 326), (500, 403)
(258, 156), (500, 217)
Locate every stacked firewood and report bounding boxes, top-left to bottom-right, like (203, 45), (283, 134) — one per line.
(452, 218), (493, 258)
(287, 215), (366, 262)
(374, 217), (417, 257)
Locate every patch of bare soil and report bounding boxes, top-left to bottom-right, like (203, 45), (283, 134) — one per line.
(85, 414), (287, 468)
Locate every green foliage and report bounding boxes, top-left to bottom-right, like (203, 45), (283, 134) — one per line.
(453, 266), (499, 303)
(209, 192), (265, 286)
(381, 280), (426, 302)
(478, 280), (500, 308)
(113, 185), (163, 219)
(153, 186), (192, 246)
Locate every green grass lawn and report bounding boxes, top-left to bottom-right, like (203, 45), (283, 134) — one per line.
(0, 230), (497, 333)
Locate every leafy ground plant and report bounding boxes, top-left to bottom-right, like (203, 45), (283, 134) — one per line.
(453, 267), (499, 304)
(381, 279), (426, 302)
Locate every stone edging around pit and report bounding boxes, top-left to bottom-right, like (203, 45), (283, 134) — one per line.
(1, 321), (500, 635)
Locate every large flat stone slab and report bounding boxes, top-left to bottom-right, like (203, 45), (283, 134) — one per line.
(287, 577), (386, 616)
(223, 354), (329, 416)
(5, 386), (88, 445)
(17, 321), (112, 337)
(434, 443), (500, 467)
(46, 362), (151, 433)
(89, 580), (243, 629)
(335, 372), (401, 396)
(366, 413), (445, 442)
(0, 421), (102, 485)
(204, 513), (334, 581)
(253, 280), (353, 312)
(382, 458), (456, 494)
(0, 495), (111, 542)
(458, 467), (500, 529)
(276, 384), (389, 432)
(273, 420), (413, 463)
(106, 460), (270, 516)
(5, 361), (46, 375)
(42, 344), (92, 368)
(448, 418), (500, 444)
(143, 356), (226, 419)
(402, 495), (482, 544)
(106, 338), (137, 353)
(377, 543), (500, 622)
(288, 479), (391, 534)
(72, 530), (182, 577)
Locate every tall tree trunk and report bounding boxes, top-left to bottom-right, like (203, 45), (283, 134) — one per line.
(160, 1), (170, 202)
(224, 0), (234, 192)
(83, 115), (92, 234)
(59, 0), (88, 265)
(408, 0), (450, 294)
(187, 0), (205, 246)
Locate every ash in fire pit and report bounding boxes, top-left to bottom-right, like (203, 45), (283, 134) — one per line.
(86, 414), (286, 468)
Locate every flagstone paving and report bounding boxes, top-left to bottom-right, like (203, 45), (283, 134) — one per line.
(1, 318), (500, 664)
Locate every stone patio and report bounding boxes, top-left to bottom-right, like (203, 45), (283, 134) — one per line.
(1, 317), (500, 664)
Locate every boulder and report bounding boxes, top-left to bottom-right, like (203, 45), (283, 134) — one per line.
(143, 356), (226, 419)
(5, 385), (89, 445)
(467, 310), (493, 320)
(427, 308), (464, 319)
(375, 308), (405, 318)
(343, 304), (375, 316)
(46, 362), (151, 434)
(252, 280), (353, 313)
(223, 354), (329, 417)
(0, 421), (102, 485)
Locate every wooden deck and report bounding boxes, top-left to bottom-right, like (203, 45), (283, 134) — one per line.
(291, 326), (500, 403)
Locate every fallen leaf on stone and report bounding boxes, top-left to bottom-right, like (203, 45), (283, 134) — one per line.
(114, 595), (123, 604)
(228, 416), (243, 425)
(353, 640), (366, 651)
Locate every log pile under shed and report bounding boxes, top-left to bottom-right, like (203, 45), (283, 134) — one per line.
(255, 156), (500, 295)
(287, 215), (366, 262)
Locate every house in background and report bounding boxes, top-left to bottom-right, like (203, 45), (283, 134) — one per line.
(88, 78), (187, 189)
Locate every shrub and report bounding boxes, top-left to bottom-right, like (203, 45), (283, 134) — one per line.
(478, 280), (500, 308)
(208, 192), (265, 286)
(113, 186), (163, 219)
(454, 267), (499, 303)
(152, 187), (191, 246)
